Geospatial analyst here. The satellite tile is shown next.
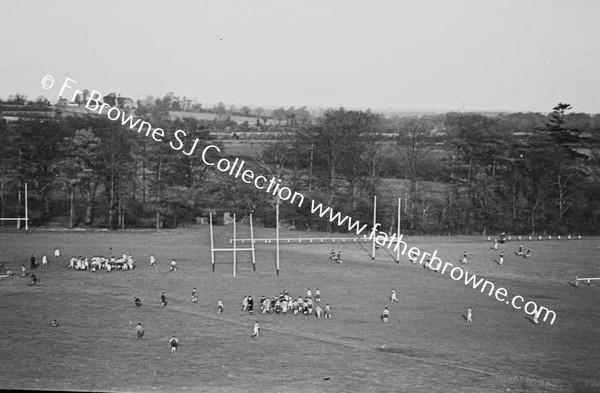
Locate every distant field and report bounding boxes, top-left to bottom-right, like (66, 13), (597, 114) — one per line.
(222, 141), (271, 157)
(0, 228), (599, 392)
(170, 111), (277, 126)
(57, 106), (275, 127)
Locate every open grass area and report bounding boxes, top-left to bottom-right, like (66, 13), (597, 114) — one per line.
(0, 227), (599, 392)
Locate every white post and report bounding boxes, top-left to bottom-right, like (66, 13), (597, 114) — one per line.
(25, 182), (28, 234)
(276, 198), (280, 275)
(233, 214), (237, 277)
(250, 213), (256, 272)
(372, 195), (377, 260)
(396, 197), (401, 263)
(210, 212), (215, 272)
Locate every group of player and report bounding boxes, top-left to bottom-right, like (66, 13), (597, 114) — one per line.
(418, 239), (533, 272)
(133, 322), (179, 353)
(129, 292), (180, 351)
(28, 253), (52, 269)
(131, 291), (169, 308)
(380, 289), (401, 323)
(4, 249), (62, 284)
(329, 249), (343, 263)
(382, 288), (474, 324)
(148, 255), (179, 271)
(128, 286), (334, 347)
(242, 288), (332, 319)
(67, 253), (136, 271)
(66, 252), (182, 272)
(403, 234), (538, 324)
(493, 241), (532, 266)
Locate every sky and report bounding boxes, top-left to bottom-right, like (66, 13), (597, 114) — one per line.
(1, 0), (599, 113)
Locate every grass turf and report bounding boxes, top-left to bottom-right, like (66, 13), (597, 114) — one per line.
(0, 227), (599, 392)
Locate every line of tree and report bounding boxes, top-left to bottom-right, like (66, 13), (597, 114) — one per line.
(131, 92), (314, 126)
(0, 99), (599, 235)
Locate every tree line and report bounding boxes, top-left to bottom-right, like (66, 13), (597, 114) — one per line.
(1, 97), (599, 235)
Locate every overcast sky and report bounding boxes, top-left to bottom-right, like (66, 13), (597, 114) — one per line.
(1, 0), (598, 113)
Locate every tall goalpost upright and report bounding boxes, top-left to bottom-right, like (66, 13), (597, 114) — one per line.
(210, 212), (256, 277)
(396, 196), (401, 263)
(0, 182), (29, 234)
(276, 198), (280, 276)
(371, 195), (402, 262)
(371, 195), (377, 260)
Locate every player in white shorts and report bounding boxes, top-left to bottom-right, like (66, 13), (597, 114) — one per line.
(281, 299), (288, 314)
(306, 297), (314, 315)
(315, 304), (323, 319)
(390, 289), (399, 302)
(381, 307), (390, 323)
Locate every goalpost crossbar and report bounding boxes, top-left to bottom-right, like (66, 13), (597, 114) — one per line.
(209, 212), (256, 277)
(1, 183), (29, 233)
(213, 247), (255, 252)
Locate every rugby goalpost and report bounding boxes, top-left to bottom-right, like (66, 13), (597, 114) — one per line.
(227, 195), (404, 266)
(0, 182), (29, 234)
(209, 212), (256, 277)
(371, 196), (402, 262)
(214, 199), (282, 276)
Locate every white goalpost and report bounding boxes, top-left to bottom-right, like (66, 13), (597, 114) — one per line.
(209, 212), (256, 277)
(276, 199), (280, 276)
(371, 195), (402, 262)
(371, 195), (377, 260)
(224, 201), (282, 276)
(396, 196), (401, 263)
(0, 182), (29, 234)
(227, 195), (403, 266)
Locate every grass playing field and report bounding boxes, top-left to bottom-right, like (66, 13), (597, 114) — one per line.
(0, 227), (599, 392)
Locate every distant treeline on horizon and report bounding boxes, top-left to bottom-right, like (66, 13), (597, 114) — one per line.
(1, 96), (599, 236)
